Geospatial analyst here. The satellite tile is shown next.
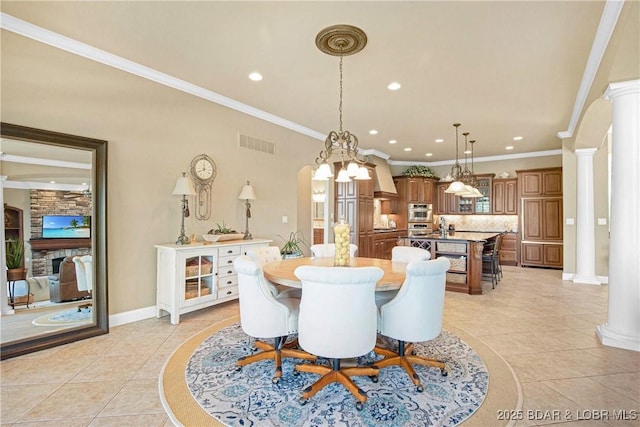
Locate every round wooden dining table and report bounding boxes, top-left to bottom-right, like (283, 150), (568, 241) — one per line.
(263, 257), (407, 291)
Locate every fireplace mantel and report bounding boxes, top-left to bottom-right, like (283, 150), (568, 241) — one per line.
(29, 238), (91, 250)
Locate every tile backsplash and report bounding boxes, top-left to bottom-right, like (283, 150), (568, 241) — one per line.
(433, 214), (519, 232)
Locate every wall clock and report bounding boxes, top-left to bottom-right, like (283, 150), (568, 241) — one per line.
(189, 153), (217, 220)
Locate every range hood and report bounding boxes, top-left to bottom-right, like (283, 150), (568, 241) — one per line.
(369, 156), (398, 199)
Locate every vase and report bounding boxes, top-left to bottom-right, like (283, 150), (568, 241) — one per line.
(333, 221), (351, 266)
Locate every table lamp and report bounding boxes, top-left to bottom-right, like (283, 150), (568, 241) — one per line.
(173, 172), (196, 245)
(238, 181), (256, 240)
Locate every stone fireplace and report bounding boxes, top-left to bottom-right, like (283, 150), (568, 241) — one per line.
(29, 189), (92, 277)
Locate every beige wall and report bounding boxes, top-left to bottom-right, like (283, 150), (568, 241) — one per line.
(2, 33), (321, 315)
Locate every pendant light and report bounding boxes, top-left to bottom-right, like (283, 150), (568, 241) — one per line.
(312, 25), (370, 182)
(445, 123), (466, 193)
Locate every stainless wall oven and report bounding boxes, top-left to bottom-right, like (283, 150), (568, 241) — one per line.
(408, 203), (433, 222)
(408, 222), (433, 237)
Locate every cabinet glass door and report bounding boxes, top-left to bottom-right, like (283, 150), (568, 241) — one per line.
(184, 255), (215, 300)
(474, 178), (491, 213)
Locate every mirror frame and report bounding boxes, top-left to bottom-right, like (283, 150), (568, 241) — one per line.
(1, 122), (108, 359)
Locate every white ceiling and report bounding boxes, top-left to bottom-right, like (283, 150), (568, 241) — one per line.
(0, 1), (618, 165)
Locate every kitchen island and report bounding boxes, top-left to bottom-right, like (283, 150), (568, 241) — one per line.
(399, 232), (499, 295)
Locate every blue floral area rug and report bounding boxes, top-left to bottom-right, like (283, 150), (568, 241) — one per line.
(186, 323), (488, 427)
(32, 306), (92, 326)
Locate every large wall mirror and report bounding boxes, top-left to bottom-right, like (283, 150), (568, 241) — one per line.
(1, 123), (108, 359)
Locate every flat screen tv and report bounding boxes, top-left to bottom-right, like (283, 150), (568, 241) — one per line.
(42, 215), (91, 239)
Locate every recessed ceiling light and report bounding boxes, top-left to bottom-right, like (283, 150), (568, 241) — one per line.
(435, 139), (444, 143)
(513, 136), (523, 141)
(50, 181), (55, 184)
(387, 82), (401, 91)
(388, 139), (397, 144)
(505, 146), (514, 150)
(425, 153), (433, 157)
(369, 129), (378, 135)
(404, 147), (412, 152)
(248, 72), (263, 81)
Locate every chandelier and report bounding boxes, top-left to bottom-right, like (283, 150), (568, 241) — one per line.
(313, 25), (371, 182)
(445, 123), (482, 197)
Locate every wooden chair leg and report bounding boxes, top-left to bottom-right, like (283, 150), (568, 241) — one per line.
(237, 338), (317, 381)
(373, 340), (447, 388)
(296, 360), (379, 404)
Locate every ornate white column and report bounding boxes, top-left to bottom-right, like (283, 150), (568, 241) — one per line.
(573, 148), (600, 285)
(597, 79), (640, 351)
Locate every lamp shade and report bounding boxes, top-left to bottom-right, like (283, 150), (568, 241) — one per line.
(346, 161), (360, 177)
(172, 175), (196, 196)
(354, 165), (371, 180)
(445, 180), (466, 194)
(335, 167), (351, 183)
(238, 182), (256, 200)
(313, 163), (333, 181)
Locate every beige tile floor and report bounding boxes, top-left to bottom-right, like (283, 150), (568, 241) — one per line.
(1, 266), (638, 426)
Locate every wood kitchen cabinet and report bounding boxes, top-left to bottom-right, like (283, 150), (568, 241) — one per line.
(436, 183), (459, 215)
(518, 167), (562, 197)
(335, 163), (375, 257)
(518, 167), (563, 268)
(373, 230), (405, 259)
(393, 176), (437, 229)
(499, 232), (518, 266)
(436, 173), (494, 215)
(492, 178), (518, 215)
(394, 176), (436, 204)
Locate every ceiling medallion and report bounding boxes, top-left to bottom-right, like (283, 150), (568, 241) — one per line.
(315, 24), (367, 57)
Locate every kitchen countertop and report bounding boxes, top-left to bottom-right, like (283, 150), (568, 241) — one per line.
(373, 228), (405, 233)
(403, 231), (499, 242)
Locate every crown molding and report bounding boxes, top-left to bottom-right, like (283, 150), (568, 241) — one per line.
(557, 0), (623, 139)
(1, 11), (606, 164)
(0, 153), (90, 170)
(388, 149), (562, 167)
(2, 180), (86, 191)
(0, 13), (326, 143)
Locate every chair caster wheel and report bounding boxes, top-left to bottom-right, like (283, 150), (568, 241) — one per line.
(441, 369), (448, 377)
(298, 397), (308, 406)
(416, 384), (424, 392)
(272, 377), (280, 384)
(369, 375), (379, 383)
(355, 401), (364, 411)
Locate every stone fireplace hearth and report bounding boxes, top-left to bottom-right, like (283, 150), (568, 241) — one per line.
(32, 248), (91, 277)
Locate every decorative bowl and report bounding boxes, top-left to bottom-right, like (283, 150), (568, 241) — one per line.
(499, 172), (510, 178)
(202, 233), (244, 242)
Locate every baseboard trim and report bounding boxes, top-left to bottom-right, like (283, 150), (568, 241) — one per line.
(109, 305), (157, 327)
(562, 272), (608, 284)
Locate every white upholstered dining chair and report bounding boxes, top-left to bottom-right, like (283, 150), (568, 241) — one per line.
(310, 243), (358, 258)
(245, 245), (300, 298)
(233, 256), (315, 383)
(293, 265), (383, 410)
(245, 245), (282, 266)
(375, 257), (451, 392)
(375, 246), (431, 308)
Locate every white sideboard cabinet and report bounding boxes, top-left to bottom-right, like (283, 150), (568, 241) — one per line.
(155, 239), (271, 324)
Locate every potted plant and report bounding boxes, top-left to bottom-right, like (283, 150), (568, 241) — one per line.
(6, 239), (27, 281)
(403, 165), (436, 178)
(278, 231), (308, 259)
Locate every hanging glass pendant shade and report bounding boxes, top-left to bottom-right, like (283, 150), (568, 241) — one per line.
(445, 123), (466, 193)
